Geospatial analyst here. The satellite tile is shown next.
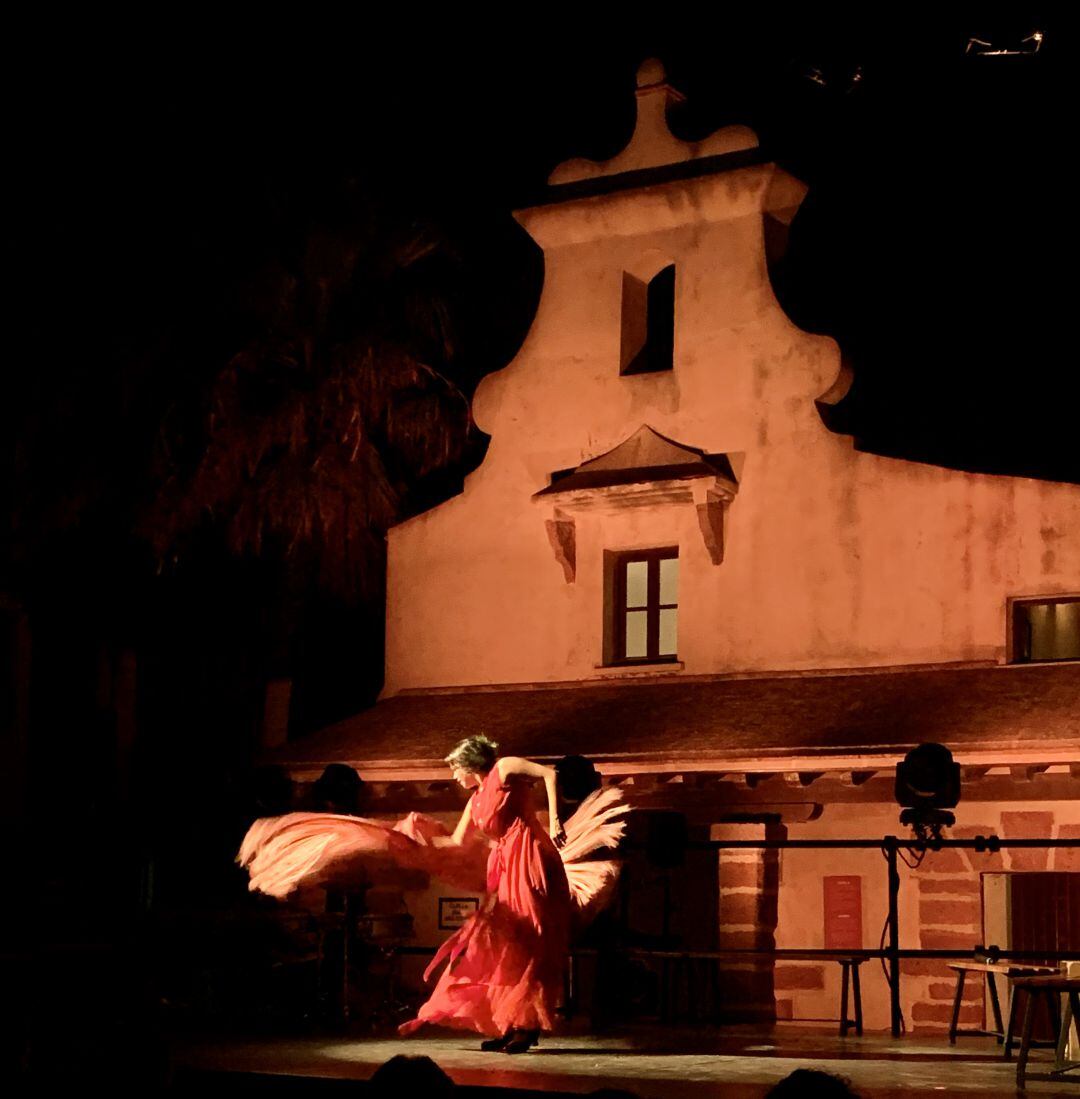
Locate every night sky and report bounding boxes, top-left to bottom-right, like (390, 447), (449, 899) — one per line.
(7, 15), (1076, 746)
(21, 16), (1076, 486)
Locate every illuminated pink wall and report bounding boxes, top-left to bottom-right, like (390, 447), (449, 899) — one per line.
(775, 801), (1080, 1032)
(382, 62), (1080, 695)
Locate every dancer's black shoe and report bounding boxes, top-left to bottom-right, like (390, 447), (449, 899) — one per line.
(480, 1031), (513, 1052)
(502, 1029), (540, 1054)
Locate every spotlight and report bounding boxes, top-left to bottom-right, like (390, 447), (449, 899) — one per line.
(895, 743), (961, 844)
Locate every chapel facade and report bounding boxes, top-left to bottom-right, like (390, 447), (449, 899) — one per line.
(274, 60), (1080, 1032)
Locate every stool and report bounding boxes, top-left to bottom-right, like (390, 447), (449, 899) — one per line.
(838, 958), (863, 1037)
(1010, 975), (1080, 1089)
(1004, 971), (1067, 1060)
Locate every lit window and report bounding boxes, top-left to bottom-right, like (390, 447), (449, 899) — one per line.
(620, 265), (675, 375)
(1010, 596), (1080, 663)
(609, 549), (678, 664)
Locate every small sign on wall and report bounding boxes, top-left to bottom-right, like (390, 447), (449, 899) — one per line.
(824, 875), (863, 950)
(439, 897), (479, 930)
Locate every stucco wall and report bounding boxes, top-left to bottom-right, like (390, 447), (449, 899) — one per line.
(383, 159), (1079, 694)
(776, 800), (1080, 1032)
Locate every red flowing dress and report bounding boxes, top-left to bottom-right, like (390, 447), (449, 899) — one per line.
(399, 767), (571, 1037)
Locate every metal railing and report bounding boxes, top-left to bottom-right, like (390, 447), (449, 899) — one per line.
(397, 835), (1079, 1037)
(635, 835), (1080, 1036)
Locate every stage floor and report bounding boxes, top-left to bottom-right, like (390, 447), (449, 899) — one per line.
(172, 1022), (1080, 1097)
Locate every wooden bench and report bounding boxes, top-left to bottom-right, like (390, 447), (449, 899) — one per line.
(1008, 975), (1080, 1089)
(947, 960), (1059, 1044)
(617, 950), (866, 1036)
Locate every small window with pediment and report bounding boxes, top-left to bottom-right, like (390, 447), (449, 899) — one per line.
(621, 264), (675, 375)
(605, 548), (679, 664)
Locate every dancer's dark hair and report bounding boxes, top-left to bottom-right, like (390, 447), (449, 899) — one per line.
(445, 734), (498, 773)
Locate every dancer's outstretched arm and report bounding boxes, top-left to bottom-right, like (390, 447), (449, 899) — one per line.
(434, 802), (475, 847)
(496, 756), (566, 848)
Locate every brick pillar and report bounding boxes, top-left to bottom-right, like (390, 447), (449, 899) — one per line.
(713, 821), (783, 1023)
(909, 826), (992, 1032)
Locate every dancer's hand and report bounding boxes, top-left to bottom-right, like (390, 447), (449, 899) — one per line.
(550, 820), (566, 848)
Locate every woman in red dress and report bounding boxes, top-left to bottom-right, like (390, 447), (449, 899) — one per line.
(399, 735), (571, 1053)
(238, 741), (628, 1052)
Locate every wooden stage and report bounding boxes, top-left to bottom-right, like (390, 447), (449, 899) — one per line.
(170, 1022), (1080, 1097)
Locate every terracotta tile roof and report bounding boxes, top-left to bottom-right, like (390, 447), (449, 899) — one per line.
(270, 663), (1080, 773)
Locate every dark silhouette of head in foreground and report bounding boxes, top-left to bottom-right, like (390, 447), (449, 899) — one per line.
(369, 1054), (454, 1095)
(766, 1068), (861, 1098)
(311, 762), (364, 814)
(556, 754), (602, 802)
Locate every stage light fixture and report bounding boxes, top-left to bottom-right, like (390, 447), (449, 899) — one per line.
(895, 742), (961, 844)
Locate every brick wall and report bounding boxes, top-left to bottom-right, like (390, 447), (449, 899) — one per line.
(713, 821), (784, 1023)
(775, 800), (1080, 1032)
(909, 809), (1074, 1034)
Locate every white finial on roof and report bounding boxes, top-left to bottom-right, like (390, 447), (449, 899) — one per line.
(547, 56), (757, 187)
(636, 57), (669, 89)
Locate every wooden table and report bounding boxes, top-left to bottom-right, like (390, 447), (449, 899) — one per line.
(947, 960), (1059, 1045)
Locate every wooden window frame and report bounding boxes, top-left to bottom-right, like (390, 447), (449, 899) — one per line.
(610, 547), (679, 665)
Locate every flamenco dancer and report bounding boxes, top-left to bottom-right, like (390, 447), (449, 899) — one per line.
(238, 736), (628, 1053)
